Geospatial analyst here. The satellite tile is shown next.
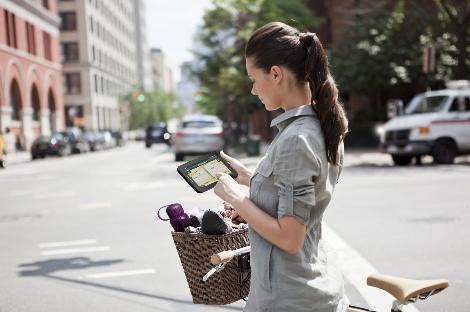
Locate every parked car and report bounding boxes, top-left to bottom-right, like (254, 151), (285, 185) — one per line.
(145, 122), (171, 148)
(60, 127), (89, 154)
(109, 129), (124, 147)
(83, 131), (104, 152)
(31, 133), (72, 159)
(380, 80), (470, 165)
(173, 114), (225, 161)
(101, 130), (117, 149)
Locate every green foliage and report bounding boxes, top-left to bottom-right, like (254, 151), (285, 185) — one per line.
(331, 0), (430, 94)
(331, 0), (470, 94)
(191, 0), (321, 122)
(124, 90), (183, 129)
(432, 0), (470, 80)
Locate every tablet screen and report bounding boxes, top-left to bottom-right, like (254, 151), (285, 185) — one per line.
(184, 154), (233, 188)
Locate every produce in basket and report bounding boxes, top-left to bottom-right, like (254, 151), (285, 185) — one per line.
(201, 210), (231, 235)
(157, 203), (191, 232)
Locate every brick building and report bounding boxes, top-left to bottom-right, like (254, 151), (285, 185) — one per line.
(0, 0), (64, 150)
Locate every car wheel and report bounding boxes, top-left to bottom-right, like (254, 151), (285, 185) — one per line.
(432, 139), (456, 164)
(0, 160), (5, 168)
(391, 155), (412, 166)
(145, 142), (151, 148)
(175, 153), (184, 161)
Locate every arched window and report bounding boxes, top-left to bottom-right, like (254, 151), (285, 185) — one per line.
(48, 89), (56, 132)
(31, 84), (40, 121)
(10, 80), (22, 121)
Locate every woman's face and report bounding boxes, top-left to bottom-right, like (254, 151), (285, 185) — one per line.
(246, 57), (281, 111)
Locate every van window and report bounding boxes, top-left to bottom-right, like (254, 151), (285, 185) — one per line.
(405, 95), (448, 114)
(449, 97), (470, 112)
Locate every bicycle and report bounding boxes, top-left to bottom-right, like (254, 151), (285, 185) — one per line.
(207, 246), (449, 312)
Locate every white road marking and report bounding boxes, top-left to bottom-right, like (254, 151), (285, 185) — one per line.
(79, 202), (112, 210)
(40, 246), (110, 256)
(35, 191), (76, 199)
(323, 225), (419, 312)
(10, 190), (42, 196)
(123, 180), (180, 191)
(83, 269), (156, 279)
(38, 239), (97, 248)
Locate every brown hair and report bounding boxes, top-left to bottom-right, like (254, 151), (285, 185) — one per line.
(245, 22), (348, 165)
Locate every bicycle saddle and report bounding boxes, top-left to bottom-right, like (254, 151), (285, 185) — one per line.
(367, 273), (449, 304)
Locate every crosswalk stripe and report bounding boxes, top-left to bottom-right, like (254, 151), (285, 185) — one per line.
(40, 246), (110, 256)
(84, 269), (156, 279)
(38, 239), (97, 248)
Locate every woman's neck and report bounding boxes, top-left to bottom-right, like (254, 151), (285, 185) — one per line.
(281, 83), (311, 111)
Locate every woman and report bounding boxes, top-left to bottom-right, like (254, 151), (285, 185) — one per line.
(214, 21), (349, 312)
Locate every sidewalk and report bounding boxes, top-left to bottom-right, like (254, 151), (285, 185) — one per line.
(1, 151), (31, 166)
(234, 143), (470, 167)
(232, 142), (393, 167)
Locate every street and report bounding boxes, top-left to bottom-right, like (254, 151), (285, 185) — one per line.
(0, 142), (469, 312)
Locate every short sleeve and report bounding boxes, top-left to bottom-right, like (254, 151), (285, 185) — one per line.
(273, 134), (321, 225)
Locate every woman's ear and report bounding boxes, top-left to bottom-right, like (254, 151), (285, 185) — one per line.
(270, 65), (283, 84)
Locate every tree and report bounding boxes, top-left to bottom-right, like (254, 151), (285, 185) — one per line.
(124, 89), (183, 130)
(331, 0), (470, 122)
(432, 0), (470, 80)
(191, 0), (322, 127)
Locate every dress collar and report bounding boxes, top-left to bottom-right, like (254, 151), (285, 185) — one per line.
(270, 104), (315, 130)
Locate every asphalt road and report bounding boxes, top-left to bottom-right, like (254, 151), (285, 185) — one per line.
(0, 142), (468, 312)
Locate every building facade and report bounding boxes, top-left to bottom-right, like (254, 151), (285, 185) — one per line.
(58, 0), (138, 131)
(149, 48), (173, 93)
(133, 0), (152, 91)
(0, 0), (64, 149)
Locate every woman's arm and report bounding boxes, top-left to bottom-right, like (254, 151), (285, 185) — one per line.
(214, 174), (306, 255)
(233, 196), (306, 255)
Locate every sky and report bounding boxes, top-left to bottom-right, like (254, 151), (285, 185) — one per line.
(145, 0), (213, 83)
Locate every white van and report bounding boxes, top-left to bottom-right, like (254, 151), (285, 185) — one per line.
(380, 81), (470, 165)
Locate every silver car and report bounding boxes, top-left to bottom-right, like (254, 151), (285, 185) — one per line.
(173, 114), (225, 161)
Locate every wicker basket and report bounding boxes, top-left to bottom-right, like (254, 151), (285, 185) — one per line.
(171, 228), (250, 305)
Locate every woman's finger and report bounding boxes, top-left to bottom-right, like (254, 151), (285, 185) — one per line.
(220, 150), (234, 162)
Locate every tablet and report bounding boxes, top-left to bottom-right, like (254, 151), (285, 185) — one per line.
(177, 152), (238, 193)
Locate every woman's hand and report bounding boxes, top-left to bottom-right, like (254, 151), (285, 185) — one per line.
(214, 173), (246, 206)
(220, 150), (252, 186)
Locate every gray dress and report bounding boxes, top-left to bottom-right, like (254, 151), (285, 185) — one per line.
(244, 105), (349, 312)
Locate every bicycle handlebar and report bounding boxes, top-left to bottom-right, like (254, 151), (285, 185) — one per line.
(209, 246), (251, 265)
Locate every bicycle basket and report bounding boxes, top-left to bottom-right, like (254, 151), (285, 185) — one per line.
(171, 228), (250, 304)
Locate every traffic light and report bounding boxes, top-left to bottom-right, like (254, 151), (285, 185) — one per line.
(137, 94), (145, 102)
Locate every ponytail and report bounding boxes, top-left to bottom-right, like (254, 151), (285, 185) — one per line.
(300, 33), (348, 165)
(246, 23), (348, 165)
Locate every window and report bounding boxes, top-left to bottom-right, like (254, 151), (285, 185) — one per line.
(101, 77), (104, 93)
(43, 32), (52, 61)
(64, 73), (81, 94)
(4, 10), (18, 48)
(31, 85), (40, 121)
(62, 42), (79, 62)
(42, 0), (49, 9)
(26, 22), (36, 55)
(10, 80), (21, 121)
(89, 15), (94, 32)
(449, 97), (470, 112)
(59, 12), (77, 31)
(94, 74), (98, 93)
(92, 45), (96, 61)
